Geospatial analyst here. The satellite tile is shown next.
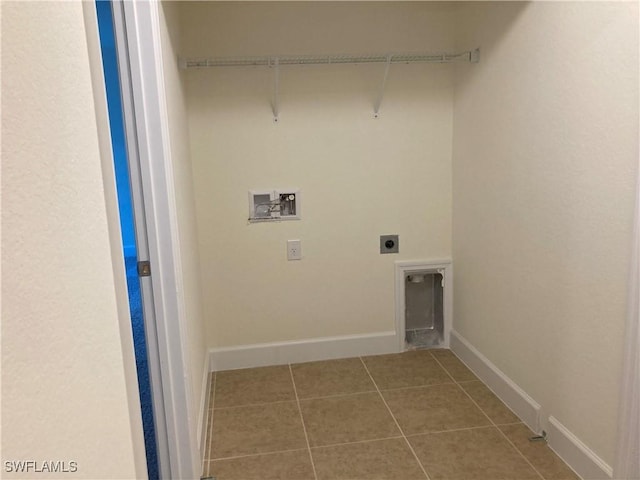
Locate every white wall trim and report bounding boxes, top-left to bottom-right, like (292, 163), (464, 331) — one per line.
(547, 416), (613, 480)
(449, 330), (541, 432)
(82, 3), (148, 478)
(117, 1), (199, 477)
(615, 149), (640, 479)
(450, 331), (614, 480)
(197, 353), (211, 458)
(209, 331), (397, 372)
(395, 259), (453, 352)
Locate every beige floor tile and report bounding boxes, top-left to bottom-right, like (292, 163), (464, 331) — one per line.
(210, 402), (307, 459)
(459, 380), (520, 425)
(383, 384), (491, 435)
(312, 438), (427, 480)
(291, 357), (376, 399)
(206, 450), (315, 480)
(214, 365), (295, 408)
(430, 350), (478, 382)
(500, 423), (580, 480)
(300, 392), (400, 446)
(362, 350), (453, 390)
(204, 352), (580, 480)
(409, 427), (540, 480)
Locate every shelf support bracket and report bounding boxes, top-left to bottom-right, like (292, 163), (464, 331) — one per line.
(373, 55), (392, 118)
(470, 48), (480, 63)
(271, 57), (280, 122)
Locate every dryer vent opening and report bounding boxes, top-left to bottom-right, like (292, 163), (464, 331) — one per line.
(405, 272), (444, 349)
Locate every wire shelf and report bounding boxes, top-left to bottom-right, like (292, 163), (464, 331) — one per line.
(179, 49), (479, 69)
(178, 48), (479, 121)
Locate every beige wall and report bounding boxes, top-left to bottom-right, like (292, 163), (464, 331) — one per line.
(1, 2), (145, 478)
(159, 1), (208, 453)
(181, 2), (456, 347)
(452, 1), (639, 467)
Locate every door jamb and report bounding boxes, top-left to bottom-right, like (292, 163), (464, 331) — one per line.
(112, 1), (199, 478)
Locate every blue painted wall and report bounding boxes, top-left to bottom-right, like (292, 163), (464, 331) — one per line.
(96, 0), (136, 257)
(96, 2), (158, 478)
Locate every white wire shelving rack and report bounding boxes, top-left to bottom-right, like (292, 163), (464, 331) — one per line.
(178, 48), (480, 121)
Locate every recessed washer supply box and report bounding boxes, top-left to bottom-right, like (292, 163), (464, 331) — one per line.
(248, 189), (300, 222)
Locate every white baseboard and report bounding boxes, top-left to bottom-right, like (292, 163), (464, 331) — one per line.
(197, 353), (211, 464)
(547, 416), (613, 480)
(450, 330), (614, 480)
(449, 330), (541, 432)
(209, 331), (398, 372)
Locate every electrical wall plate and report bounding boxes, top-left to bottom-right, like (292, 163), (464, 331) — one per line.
(287, 239), (302, 260)
(380, 234), (399, 254)
(249, 189), (300, 222)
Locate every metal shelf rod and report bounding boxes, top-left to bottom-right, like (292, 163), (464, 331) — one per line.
(179, 49), (479, 69)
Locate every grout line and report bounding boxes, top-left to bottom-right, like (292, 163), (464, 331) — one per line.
(427, 350), (466, 385)
(309, 435), (406, 450)
(427, 350), (472, 383)
(297, 389), (380, 402)
(495, 426), (547, 480)
(429, 353), (546, 480)
(359, 357), (432, 480)
(212, 383), (461, 408)
(377, 381), (456, 393)
(201, 410), (208, 473)
(207, 372), (217, 462)
(210, 447), (310, 462)
(493, 421), (526, 426)
(404, 424), (499, 437)
(213, 378), (454, 404)
(213, 387), (391, 409)
(213, 398), (298, 410)
(201, 410), (209, 474)
(289, 364), (319, 480)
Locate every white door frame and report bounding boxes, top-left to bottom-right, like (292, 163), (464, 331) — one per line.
(112, 1), (199, 478)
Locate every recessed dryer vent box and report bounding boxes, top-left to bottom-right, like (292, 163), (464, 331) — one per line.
(249, 189), (300, 222)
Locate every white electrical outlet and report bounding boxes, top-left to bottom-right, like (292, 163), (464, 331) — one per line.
(287, 239), (302, 260)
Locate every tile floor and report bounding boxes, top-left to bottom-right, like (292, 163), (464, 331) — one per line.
(202, 349), (580, 480)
